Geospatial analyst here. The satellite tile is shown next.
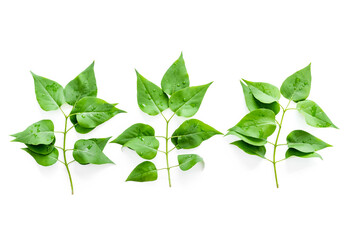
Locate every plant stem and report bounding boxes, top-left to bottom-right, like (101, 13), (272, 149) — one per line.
(165, 118), (172, 187)
(62, 115), (74, 195)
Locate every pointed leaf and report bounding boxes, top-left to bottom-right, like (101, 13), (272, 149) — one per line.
(123, 136), (159, 160)
(242, 79), (280, 104)
(73, 139), (113, 165)
(297, 100), (338, 128)
(227, 128), (266, 146)
(286, 130), (331, 153)
(89, 137), (111, 151)
(285, 148), (322, 160)
(280, 64), (311, 102)
(26, 139), (55, 155)
(22, 148), (58, 166)
(111, 123), (155, 145)
(231, 140), (266, 158)
(126, 161), (158, 182)
(11, 120), (55, 145)
(178, 154), (204, 171)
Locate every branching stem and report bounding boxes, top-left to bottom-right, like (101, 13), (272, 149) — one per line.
(61, 110), (74, 195)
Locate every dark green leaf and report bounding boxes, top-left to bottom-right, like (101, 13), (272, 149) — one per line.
(11, 120), (55, 145)
(227, 128), (267, 146)
(242, 79), (280, 104)
(231, 140), (266, 158)
(280, 64), (311, 102)
(123, 136), (159, 160)
(26, 138), (55, 155)
(297, 100), (338, 128)
(126, 161), (158, 182)
(111, 123), (155, 145)
(73, 139), (113, 165)
(178, 154), (204, 171)
(286, 130), (331, 153)
(22, 148), (58, 166)
(285, 148), (322, 160)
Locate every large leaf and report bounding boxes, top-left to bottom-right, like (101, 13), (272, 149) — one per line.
(161, 53), (190, 95)
(297, 100), (338, 128)
(64, 62), (97, 105)
(226, 127), (267, 146)
(286, 130), (331, 153)
(136, 70), (169, 116)
(126, 161), (158, 182)
(233, 109), (276, 139)
(111, 123), (155, 145)
(73, 139), (113, 165)
(11, 120), (55, 145)
(171, 119), (222, 149)
(231, 140), (266, 158)
(70, 97), (125, 129)
(285, 148), (322, 160)
(178, 154), (204, 171)
(22, 148), (58, 166)
(240, 81), (280, 115)
(31, 72), (65, 111)
(123, 136), (159, 160)
(242, 79), (280, 104)
(26, 139), (55, 155)
(280, 64), (311, 102)
(169, 82), (212, 117)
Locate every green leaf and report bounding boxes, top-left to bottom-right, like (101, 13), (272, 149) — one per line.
(70, 97), (125, 129)
(123, 136), (159, 160)
(69, 114), (95, 134)
(285, 148), (323, 160)
(286, 130), (331, 153)
(240, 81), (280, 115)
(26, 139), (55, 155)
(280, 63), (311, 102)
(178, 154), (204, 171)
(126, 161), (158, 182)
(161, 53), (190, 95)
(73, 139), (113, 165)
(226, 128), (267, 146)
(233, 109), (276, 139)
(64, 62), (97, 105)
(242, 79), (280, 104)
(171, 119), (222, 149)
(88, 137), (111, 151)
(169, 82), (212, 117)
(11, 120), (55, 145)
(111, 123), (155, 145)
(22, 148), (58, 166)
(231, 140), (266, 158)
(136, 70), (169, 116)
(31, 72), (65, 111)
(297, 100), (338, 128)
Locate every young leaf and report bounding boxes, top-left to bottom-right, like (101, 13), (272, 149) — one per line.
(126, 161), (158, 182)
(69, 114), (95, 134)
(286, 130), (331, 153)
(64, 62), (97, 105)
(233, 109), (276, 139)
(11, 120), (55, 145)
(280, 64), (311, 102)
(178, 154), (204, 171)
(31, 72), (65, 111)
(26, 139), (55, 155)
(73, 139), (113, 165)
(297, 100), (338, 128)
(123, 136), (159, 160)
(169, 82), (212, 117)
(136, 70), (169, 116)
(227, 128), (267, 146)
(111, 123), (155, 145)
(285, 148), (323, 160)
(242, 79), (280, 104)
(231, 140), (266, 158)
(161, 53), (190, 95)
(22, 148), (58, 166)
(70, 97), (125, 129)
(171, 119), (222, 149)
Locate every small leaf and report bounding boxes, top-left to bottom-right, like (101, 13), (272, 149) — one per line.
(169, 82), (212, 117)
(242, 79), (280, 104)
(233, 109), (276, 139)
(178, 154), (204, 171)
(123, 136), (159, 160)
(280, 64), (311, 102)
(136, 70), (169, 116)
(22, 148), (58, 166)
(69, 114), (95, 134)
(31, 72), (65, 111)
(227, 128), (267, 146)
(11, 120), (55, 145)
(111, 123), (155, 145)
(26, 139), (55, 155)
(73, 139), (113, 165)
(161, 53), (190, 95)
(171, 119), (222, 149)
(285, 148), (323, 160)
(64, 62), (97, 105)
(89, 137), (111, 151)
(297, 100), (338, 128)
(231, 140), (266, 158)
(126, 161), (158, 182)
(286, 130), (331, 153)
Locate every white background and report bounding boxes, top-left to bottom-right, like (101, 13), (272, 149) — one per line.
(0, 0), (359, 239)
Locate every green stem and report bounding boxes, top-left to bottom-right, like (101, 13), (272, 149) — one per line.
(63, 115), (74, 195)
(165, 119), (172, 187)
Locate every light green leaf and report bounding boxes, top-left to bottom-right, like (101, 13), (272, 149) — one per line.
(161, 53), (190, 95)
(242, 79), (280, 104)
(231, 140), (266, 158)
(286, 130), (331, 153)
(11, 120), (55, 145)
(26, 139), (55, 155)
(31, 72), (65, 111)
(64, 62), (97, 105)
(124, 136), (159, 160)
(285, 148), (323, 160)
(169, 82), (212, 117)
(73, 139), (113, 165)
(69, 114), (95, 134)
(226, 127), (267, 146)
(280, 64), (311, 102)
(171, 119), (222, 149)
(136, 70), (169, 116)
(297, 100), (338, 128)
(111, 123), (155, 145)
(178, 154), (204, 171)
(88, 137), (111, 151)
(126, 161), (158, 182)
(22, 148), (58, 166)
